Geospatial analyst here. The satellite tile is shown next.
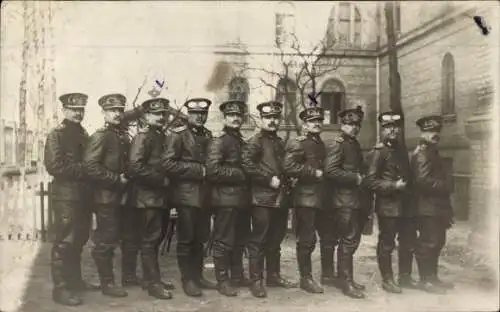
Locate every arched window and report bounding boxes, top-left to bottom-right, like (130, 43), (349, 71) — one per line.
(441, 53), (455, 116)
(320, 79), (345, 124)
(275, 2), (296, 47)
(337, 3), (362, 46)
(228, 77), (249, 122)
(276, 78), (297, 123)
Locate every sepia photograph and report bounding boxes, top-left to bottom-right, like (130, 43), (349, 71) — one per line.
(0, 1), (498, 311)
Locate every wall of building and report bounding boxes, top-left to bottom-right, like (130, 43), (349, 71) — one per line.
(378, 3), (497, 219)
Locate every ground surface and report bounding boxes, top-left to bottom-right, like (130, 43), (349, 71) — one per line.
(1, 223), (498, 312)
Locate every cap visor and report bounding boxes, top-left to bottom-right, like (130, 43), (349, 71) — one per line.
(224, 110), (243, 115)
(306, 117), (324, 122)
(64, 105), (86, 109)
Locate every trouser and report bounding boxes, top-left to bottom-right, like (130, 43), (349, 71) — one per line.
(336, 208), (362, 283)
(398, 217), (417, 277)
(50, 200), (91, 291)
(230, 208), (251, 279)
(176, 206), (211, 282)
(415, 216), (447, 281)
(316, 209), (339, 278)
(212, 207), (249, 282)
(92, 203), (121, 284)
(120, 205), (142, 281)
(294, 207), (319, 279)
(247, 206), (289, 281)
(139, 208), (170, 287)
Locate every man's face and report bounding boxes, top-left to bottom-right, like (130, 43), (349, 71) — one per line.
(224, 113), (243, 129)
(303, 118), (323, 134)
(341, 123), (361, 138)
(381, 123), (400, 141)
(260, 115), (281, 132)
(144, 111), (166, 127)
(187, 111), (208, 127)
(421, 130), (441, 144)
(63, 107), (85, 123)
(103, 108), (124, 125)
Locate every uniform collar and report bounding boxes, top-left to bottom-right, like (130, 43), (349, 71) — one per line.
(223, 126), (242, 138)
(261, 129), (278, 138)
(188, 123), (205, 135)
(306, 132), (322, 142)
(383, 139), (397, 149)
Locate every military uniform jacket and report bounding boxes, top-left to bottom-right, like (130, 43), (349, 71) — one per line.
(242, 130), (285, 208)
(366, 141), (413, 217)
(44, 119), (89, 202)
(206, 127), (250, 208)
(324, 133), (365, 210)
(161, 125), (212, 209)
(84, 124), (131, 205)
(410, 143), (453, 218)
(283, 133), (326, 209)
(128, 126), (167, 209)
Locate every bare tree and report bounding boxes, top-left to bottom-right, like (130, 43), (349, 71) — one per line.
(242, 34), (345, 143)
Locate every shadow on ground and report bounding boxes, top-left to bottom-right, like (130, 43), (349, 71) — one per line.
(8, 230), (500, 312)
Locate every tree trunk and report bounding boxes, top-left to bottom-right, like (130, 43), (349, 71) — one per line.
(18, 1), (30, 167)
(384, 2), (407, 150)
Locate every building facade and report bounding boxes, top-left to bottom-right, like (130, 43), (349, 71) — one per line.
(211, 1), (498, 222)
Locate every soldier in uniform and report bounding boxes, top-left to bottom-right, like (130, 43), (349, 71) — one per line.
(324, 106), (367, 299)
(242, 101), (296, 298)
(365, 111), (415, 294)
(161, 98), (217, 297)
(83, 93), (133, 298)
(411, 115), (454, 293)
(283, 106), (326, 294)
(44, 93), (100, 306)
(128, 98), (173, 300)
(206, 100), (250, 297)
(120, 106), (175, 290)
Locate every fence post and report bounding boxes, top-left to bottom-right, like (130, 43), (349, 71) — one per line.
(40, 182), (46, 241)
(47, 182), (53, 241)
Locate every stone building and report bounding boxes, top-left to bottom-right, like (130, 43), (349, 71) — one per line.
(210, 1), (498, 228)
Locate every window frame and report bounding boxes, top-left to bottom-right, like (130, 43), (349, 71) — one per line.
(276, 78), (297, 125)
(320, 78), (346, 125)
(441, 52), (456, 121)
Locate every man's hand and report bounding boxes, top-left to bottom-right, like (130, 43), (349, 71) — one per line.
(163, 176), (170, 187)
(315, 170), (323, 179)
(202, 166), (206, 178)
(270, 176), (281, 189)
(395, 178), (407, 190)
(119, 173), (129, 184)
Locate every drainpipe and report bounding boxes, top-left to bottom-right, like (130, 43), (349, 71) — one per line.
(376, 55), (381, 143)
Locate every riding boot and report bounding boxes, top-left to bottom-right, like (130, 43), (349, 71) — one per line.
(266, 252), (296, 288)
(428, 255), (454, 289)
(297, 249), (323, 294)
(230, 248), (251, 287)
(349, 259), (365, 291)
(72, 253), (101, 292)
(378, 253), (401, 293)
(320, 247), (337, 286)
(249, 257), (267, 298)
(178, 253), (201, 297)
(214, 255), (238, 297)
(398, 247), (418, 289)
(193, 245), (217, 290)
(338, 248), (364, 299)
(416, 256), (446, 294)
(51, 245), (82, 306)
(121, 245), (140, 286)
